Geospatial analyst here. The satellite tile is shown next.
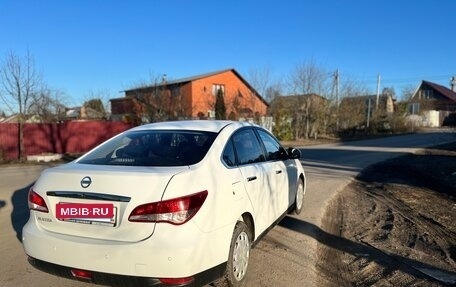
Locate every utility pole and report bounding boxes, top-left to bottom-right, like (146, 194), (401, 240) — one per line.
(335, 69), (339, 131)
(375, 74), (381, 111)
(367, 97), (371, 129)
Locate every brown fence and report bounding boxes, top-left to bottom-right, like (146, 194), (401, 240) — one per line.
(0, 121), (134, 160)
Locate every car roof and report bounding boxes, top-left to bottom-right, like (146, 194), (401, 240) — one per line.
(130, 120), (255, 133)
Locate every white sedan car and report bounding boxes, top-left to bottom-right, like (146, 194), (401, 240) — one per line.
(23, 120), (306, 287)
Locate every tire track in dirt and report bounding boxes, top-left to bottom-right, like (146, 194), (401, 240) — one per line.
(362, 184), (456, 269)
(316, 143), (456, 287)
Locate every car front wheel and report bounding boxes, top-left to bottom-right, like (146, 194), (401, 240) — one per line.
(214, 221), (251, 287)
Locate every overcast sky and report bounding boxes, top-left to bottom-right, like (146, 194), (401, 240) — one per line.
(1, 0), (455, 108)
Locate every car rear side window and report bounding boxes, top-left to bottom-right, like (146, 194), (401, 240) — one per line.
(78, 130), (217, 166)
(222, 140), (237, 167)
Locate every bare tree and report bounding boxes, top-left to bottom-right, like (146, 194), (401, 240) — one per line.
(126, 74), (193, 123)
(264, 83), (283, 102)
(338, 77), (369, 99)
(401, 84), (416, 101)
(288, 60), (331, 138)
(290, 60), (330, 96)
(247, 66), (285, 104)
(0, 50), (42, 160)
(28, 87), (67, 122)
(248, 67), (271, 102)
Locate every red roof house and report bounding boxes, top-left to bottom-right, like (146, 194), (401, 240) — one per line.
(110, 69), (268, 123)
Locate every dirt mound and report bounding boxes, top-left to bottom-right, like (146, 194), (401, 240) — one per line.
(317, 142), (456, 287)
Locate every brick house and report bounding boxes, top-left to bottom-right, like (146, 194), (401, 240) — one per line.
(408, 80), (456, 126)
(110, 69), (268, 123)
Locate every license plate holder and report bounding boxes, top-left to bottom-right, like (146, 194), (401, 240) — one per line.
(56, 203), (117, 227)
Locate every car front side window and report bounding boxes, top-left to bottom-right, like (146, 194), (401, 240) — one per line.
(256, 129), (285, 161)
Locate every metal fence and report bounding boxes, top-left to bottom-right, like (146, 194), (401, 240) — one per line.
(0, 121), (133, 160)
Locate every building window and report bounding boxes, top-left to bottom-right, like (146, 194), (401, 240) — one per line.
(420, 89), (433, 100)
(408, 103), (420, 114)
(212, 84), (225, 96)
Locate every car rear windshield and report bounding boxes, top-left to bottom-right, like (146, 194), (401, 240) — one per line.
(78, 130), (218, 166)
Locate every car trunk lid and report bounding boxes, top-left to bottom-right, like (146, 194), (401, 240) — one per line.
(32, 163), (187, 242)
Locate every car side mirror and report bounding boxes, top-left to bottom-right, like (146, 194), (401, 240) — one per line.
(287, 147), (301, 159)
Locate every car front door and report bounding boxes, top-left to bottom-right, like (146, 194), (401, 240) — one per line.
(231, 128), (275, 235)
(256, 129), (291, 219)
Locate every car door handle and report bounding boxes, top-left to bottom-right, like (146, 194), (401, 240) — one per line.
(275, 170), (282, 174)
(247, 176), (257, 182)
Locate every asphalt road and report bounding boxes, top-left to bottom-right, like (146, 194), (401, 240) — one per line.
(0, 130), (455, 287)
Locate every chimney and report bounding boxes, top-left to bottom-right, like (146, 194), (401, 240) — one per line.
(451, 76), (456, 92)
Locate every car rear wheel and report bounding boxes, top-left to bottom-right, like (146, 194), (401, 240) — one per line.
(214, 221), (251, 287)
(293, 179), (305, 215)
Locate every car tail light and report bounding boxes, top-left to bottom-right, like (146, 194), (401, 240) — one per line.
(71, 269), (92, 281)
(28, 188), (49, 213)
(159, 277), (194, 285)
(128, 190), (208, 225)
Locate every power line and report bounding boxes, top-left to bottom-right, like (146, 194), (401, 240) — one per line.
(359, 74), (454, 85)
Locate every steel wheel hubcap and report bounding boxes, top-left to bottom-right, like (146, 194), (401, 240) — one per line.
(296, 182), (304, 210)
(232, 231), (250, 281)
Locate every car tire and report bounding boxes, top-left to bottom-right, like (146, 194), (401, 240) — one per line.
(214, 221), (251, 287)
(293, 179), (305, 215)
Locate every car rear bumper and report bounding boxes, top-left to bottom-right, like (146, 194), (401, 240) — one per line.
(22, 217), (232, 279)
(28, 256), (226, 287)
